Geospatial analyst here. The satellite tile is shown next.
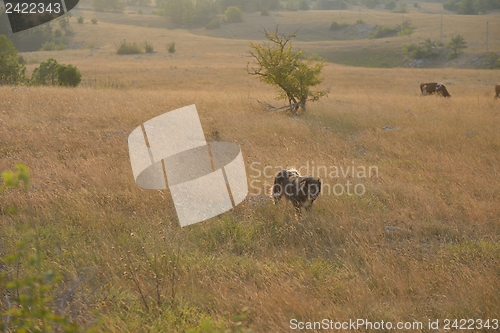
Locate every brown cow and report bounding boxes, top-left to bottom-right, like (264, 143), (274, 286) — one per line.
(420, 82), (451, 97)
(495, 85), (500, 99)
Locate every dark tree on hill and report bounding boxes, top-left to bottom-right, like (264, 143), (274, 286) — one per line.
(247, 29), (326, 114)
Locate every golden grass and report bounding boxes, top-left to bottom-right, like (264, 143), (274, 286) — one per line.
(1, 9), (500, 332)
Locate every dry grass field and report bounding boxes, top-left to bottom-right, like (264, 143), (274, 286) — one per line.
(1, 5), (500, 332)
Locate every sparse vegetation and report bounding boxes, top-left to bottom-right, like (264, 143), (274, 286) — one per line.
(91, 18), (98, 24)
(167, 41), (176, 53)
(369, 25), (399, 38)
(143, 41), (155, 53)
(116, 39), (143, 55)
(403, 38), (440, 59)
(77, 16), (84, 24)
(329, 21), (350, 31)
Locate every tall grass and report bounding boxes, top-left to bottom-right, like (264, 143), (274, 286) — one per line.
(3, 12), (500, 331)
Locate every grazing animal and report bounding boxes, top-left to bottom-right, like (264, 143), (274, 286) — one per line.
(495, 85), (500, 99)
(272, 169), (321, 216)
(420, 82), (451, 97)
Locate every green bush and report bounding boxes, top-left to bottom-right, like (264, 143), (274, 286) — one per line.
(143, 41), (154, 53)
(329, 21), (350, 31)
(41, 41), (67, 51)
(403, 39), (439, 59)
(116, 39), (143, 55)
(369, 25), (398, 38)
(30, 58), (82, 87)
(77, 16), (84, 24)
(414, 2), (420, 8)
(167, 42), (176, 53)
(483, 52), (500, 68)
(57, 64), (82, 87)
(91, 17), (98, 24)
(205, 17), (221, 29)
(224, 6), (243, 23)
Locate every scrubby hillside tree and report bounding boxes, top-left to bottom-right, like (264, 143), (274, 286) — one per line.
(247, 29), (326, 113)
(446, 35), (467, 59)
(92, 0), (126, 12)
(0, 35), (26, 85)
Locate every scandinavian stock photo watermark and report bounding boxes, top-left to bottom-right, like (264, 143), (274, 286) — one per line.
(248, 161), (379, 197)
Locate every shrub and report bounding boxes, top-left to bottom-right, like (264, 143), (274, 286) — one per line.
(205, 17), (221, 29)
(57, 64), (82, 87)
(261, 8), (269, 15)
(403, 39), (439, 59)
(369, 25), (398, 38)
(414, 2), (420, 8)
(329, 21), (350, 31)
(77, 16), (84, 23)
(224, 6), (243, 23)
(91, 17), (98, 24)
(484, 52), (500, 68)
(116, 39), (143, 55)
(138, 9), (143, 14)
(143, 41), (154, 53)
(167, 42), (176, 53)
(30, 58), (82, 87)
(355, 19), (364, 25)
(41, 41), (67, 51)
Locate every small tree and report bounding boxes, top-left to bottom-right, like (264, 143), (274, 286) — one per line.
(446, 34), (467, 59)
(248, 29), (326, 113)
(0, 35), (26, 85)
(224, 6), (243, 23)
(30, 58), (60, 85)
